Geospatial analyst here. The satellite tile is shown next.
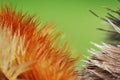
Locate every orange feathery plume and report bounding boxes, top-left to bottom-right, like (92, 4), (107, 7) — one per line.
(0, 6), (78, 80)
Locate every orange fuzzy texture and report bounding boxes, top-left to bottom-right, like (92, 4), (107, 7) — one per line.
(0, 6), (78, 80)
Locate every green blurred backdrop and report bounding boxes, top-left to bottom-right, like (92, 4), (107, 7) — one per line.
(0, 0), (119, 67)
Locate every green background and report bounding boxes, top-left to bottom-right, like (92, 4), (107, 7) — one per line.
(0, 0), (120, 68)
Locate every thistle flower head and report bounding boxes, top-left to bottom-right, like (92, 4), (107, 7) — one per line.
(78, 3), (120, 80)
(79, 42), (120, 80)
(0, 5), (78, 80)
(78, 21), (120, 79)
